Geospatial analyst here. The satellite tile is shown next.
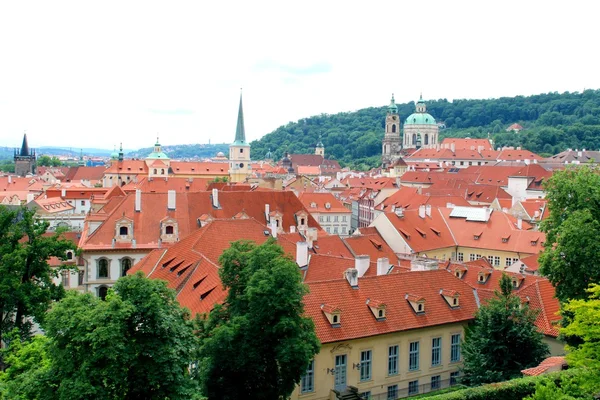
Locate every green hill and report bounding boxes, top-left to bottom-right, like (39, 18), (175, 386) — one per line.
(128, 143), (230, 160)
(250, 89), (600, 170)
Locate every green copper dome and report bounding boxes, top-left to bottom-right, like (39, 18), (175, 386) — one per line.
(405, 112), (436, 125)
(147, 137), (170, 160)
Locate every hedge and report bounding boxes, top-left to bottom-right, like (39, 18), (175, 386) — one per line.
(422, 369), (583, 400)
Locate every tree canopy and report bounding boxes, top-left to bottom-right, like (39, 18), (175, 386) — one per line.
(539, 165), (600, 302)
(1, 272), (201, 400)
(461, 274), (549, 386)
(0, 206), (75, 348)
(250, 89), (600, 169)
(198, 239), (320, 400)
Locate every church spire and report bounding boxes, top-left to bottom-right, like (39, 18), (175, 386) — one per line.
(20, 132), (30, 156)
(234, 90), (246, 144)
(387, 93), (398, 114)
(118, 142), (124, 161)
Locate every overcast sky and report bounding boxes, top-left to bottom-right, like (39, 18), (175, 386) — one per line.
(0, 1), (598, 150)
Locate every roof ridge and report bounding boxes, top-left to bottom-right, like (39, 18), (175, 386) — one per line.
(533, 280), (552, 333)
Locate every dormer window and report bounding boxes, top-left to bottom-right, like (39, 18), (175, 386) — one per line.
(115, 217), (134, 242)
(512, 276), (524, 289)
(325, 202), (331, 209)
(473, 232), (482, 240)
(367, 299), (386, 321)
(310, 202), (316, 208)
(477, 271), (491, 284)
(405, 294), (425, 314)
(66, 250), (73, 260)
(160, 217), (178, 242)
(119, 226), (129, 236)
(440, 289), (460, 308)
(321, 304), (341, 327)
(165, 225), (174, 235)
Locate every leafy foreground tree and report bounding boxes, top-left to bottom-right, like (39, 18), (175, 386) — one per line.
(539, 165), (600, 302)
(461, 274), (549, 386)
(199, 239), (320, 400)
(1, 272), (201, 400)
(0, 206), (75, 348)
(526, 284), (600, 399)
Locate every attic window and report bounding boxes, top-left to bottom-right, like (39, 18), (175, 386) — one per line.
(430, 227), (441, 236)
(378, 309), (384, 318)
(452, 298), (458, 306)
(417, 303), (424, 312)
(200, 287), (216, 300)
(161, 257), (176, 268)
(332, 314), (339, 324)
(310, 202), (316, 208)
(415, 227), (426, 238)
(473, 232), (482, 240)
(502, 235), (511, 243)
(169, 260), (184, 273)
(165, 225), (174, 235)
(119, 226), (128, 236)
(193, 276), (207, 289)
(399, 228), (411, 240)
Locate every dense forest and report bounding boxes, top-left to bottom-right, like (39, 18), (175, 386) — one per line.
(250, 89), (600, 170)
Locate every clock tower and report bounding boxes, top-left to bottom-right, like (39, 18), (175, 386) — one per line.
(382, 94), (401, 169)
(228, 91), (251, 183)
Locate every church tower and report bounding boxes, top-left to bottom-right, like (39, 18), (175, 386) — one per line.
(228, 91), (251, 183)
(381, 94), (401, 169)
(315, 135), (325, 157)
(14, 133), (36, 177)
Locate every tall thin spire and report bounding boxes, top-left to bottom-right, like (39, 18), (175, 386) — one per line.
(20, 132), (30, 156)
(234, 89), (246, 144)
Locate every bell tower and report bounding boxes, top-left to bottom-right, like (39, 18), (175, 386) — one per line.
(229, 91), (251, 183)
(382, 94), (401, 169)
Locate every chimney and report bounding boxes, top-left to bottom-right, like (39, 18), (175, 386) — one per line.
(578, 150), (583, 157)
(395, 207), (404, 217)
(132, 239), (136, 249)
(355, 255), (370, 277)
(419, 205), (426, 219)
(306, 227), (318, 249)
(446, 202), (455, 209)
(451, 143), (456, 152)
(167, 190), (176, 210)
(517, 217), (523, 230)
(524, 159), (530, 165)
(377, 257), (389, 276)
(211, 188), (219, 208)
(391, 205), (396, 213)
(135, 189), (142, 212)
(290, 225), (296, 233)
(270, 219), (278, 238)
(61, 188), (66, 197)
(8, 175), (12, 184)
(265, 204), (270, 222)
(26, 193), (35, 203)
(296, 241), (308, 267)
(425, 204), (432, 217)
(344, 268), (359, 288)
(477, 145), (483, 153)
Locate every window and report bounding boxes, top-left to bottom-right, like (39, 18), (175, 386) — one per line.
(121, 258), (132, 277)
(153, 169), (157, 174)
(334, 227), (338, 234)
(161, 169), (165, 175)
(319, 216), (324, 222)
(61, 271), (69, 287)
(78, 270), (84, 286)
(360, 350), (371, 381)
(332, 314), (339, 324)
(239, 148), (243, 153)
(450, 371), (460, 386)
(387, 385), (397, 400)
(457, 252), (464, 262)
(431, 375), (441, 390)
(408, 380), (419, 395)
(119, 226), (128, 236)
(342, 227), (347, 234)
(431, 337), (441, 366)
(81, 200), (85, 206)
(98, 259), (109, 278)
(469, 254), (476, 261)
(409, 341), (419, 371)
(326, 227), (330, 233)
(334, 215), (339, 222)
(326, 215), (331, 222)
(334, 354), (347, 390)
(66, 251), (73, 260)
(506, 257), (513, 267)
(493, 256), (501, 267)
(300, 360), (314, 393)
(451, 334), (461, 362)
(98, 286), (108, 300)
(360, 391), (371, 400)
(165, 225), (174, 235)
(342, 215), (347, 222)
(388, 345), (399, 375)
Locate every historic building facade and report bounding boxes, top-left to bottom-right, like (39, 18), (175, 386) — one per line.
(229, 92), (252, 183)
(381, 95), (402, 169)
(14, 133), (36, 177)
(403, 95), (439, 149)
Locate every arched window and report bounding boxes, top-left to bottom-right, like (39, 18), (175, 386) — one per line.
(276, 219), (280, 227)
(153, 169), (157, 174)
(119, 226), (128, 236)
(66, 251), (73, 260)
(161, 169), (165, 175)
(392, 124), (396, 133)
(424, 134), (429, 145)
(300, 218), (305, 225)
(98, 259), (109, 278)
(165, 225), (174, 235)
(121, 258), (132, 277)
(412, 134), (417, 145)
(98, 286), (108, 300)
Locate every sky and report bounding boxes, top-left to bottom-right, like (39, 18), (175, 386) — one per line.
(0, 0), (599, 150)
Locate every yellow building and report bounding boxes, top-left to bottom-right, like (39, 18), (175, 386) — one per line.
(291, 269), (478, 399)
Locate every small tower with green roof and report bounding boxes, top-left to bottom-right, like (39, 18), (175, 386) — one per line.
(145, 137), (170, 178)
(403, 94), (438, 149)
(315, 134), (325, 157)
(228, 91), (251, 183)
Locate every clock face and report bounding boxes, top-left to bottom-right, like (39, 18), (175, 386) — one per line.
(239, 163), (244, 168)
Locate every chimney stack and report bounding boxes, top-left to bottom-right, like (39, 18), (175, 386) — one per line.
(305, 227), (318, 249)
(419, 205), (426, 219)
(135, 189), (142, 212)
(296, 241), (308, 267)
(8, 175), (12, 184)
(425, 204), (432, 217)
(211, 188), (219, 208)
(290, 226), (296, 233)
(377, 257), (389, 276)
(450, 143), (456, 153)
(265, 204), (270, 222)
(26, 193), (35, 203)
(344, 268), (359, 289)
(270, 219), (278, 238)
(355, 255), (370, 277)
(517, 217), (523, 230)
(61, 188), (66, 197)
(167, 190), (176, 210)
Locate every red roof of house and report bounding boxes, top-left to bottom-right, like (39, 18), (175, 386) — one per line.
(464, 184), (512, 203)
(169, 161), (229, 176)
(384, 209), (456, 253)
(104, 160), (148, 174)
(64, 166), (107, 182)
(122, 177), (212, 193)
(441, 138), (494, 150)
(521, 356), (566, 376)
(304, 270), (478, 343)
(298, 192), (350, 214)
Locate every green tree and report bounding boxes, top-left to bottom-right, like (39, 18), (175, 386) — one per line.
(199, 239), (320, 400)
(539, 166), (600, 302)
(36, 155), (52, 167)
(461, 274), (549, 386)
(0, 206), (75, 348)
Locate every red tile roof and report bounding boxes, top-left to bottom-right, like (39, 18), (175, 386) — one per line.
(298, 192), (350, 214)
(441, 138), (493, 150)
(304, 270), (478, 343)
(122, 177), (211, 193)
(383, 209), (456, 253)
(521, 356), (566, 376)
